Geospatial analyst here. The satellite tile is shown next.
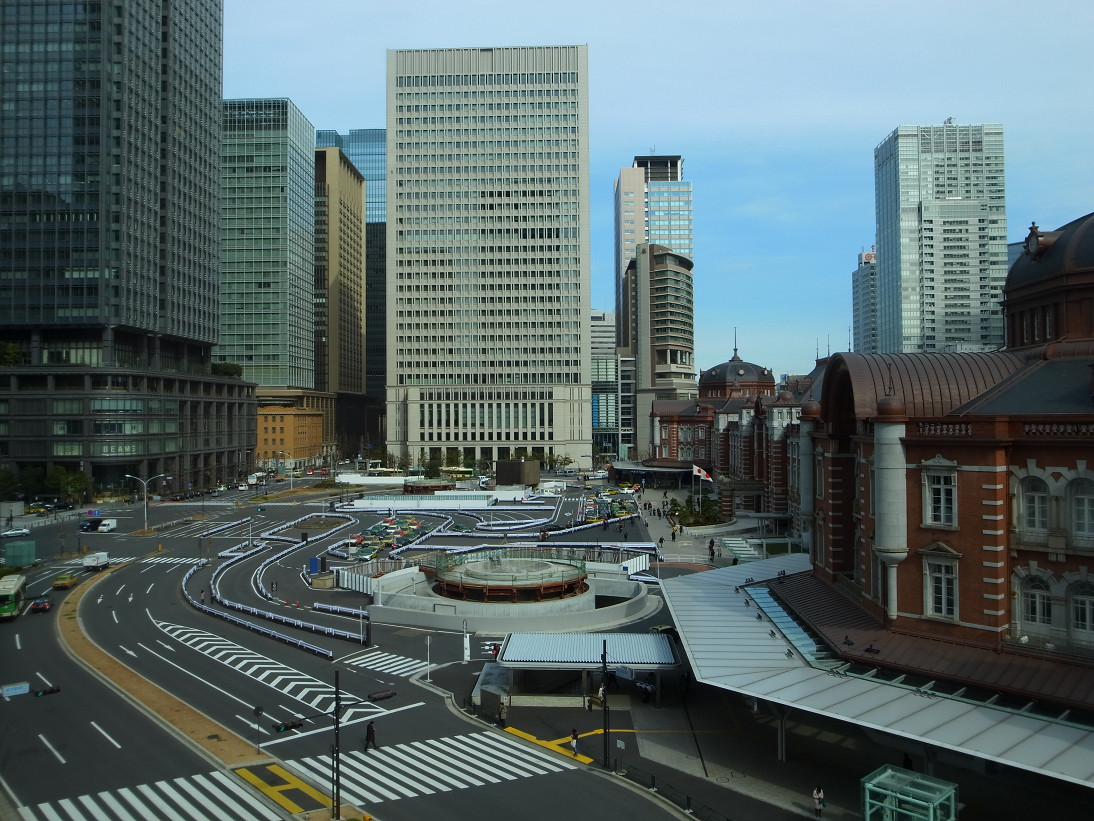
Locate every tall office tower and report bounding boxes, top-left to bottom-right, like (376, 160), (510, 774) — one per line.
(0, 1), (257, 496)
(590, 309), (621, 460)
(314, 147), (367, 455)
(851, 248), (879, 353)
(219, 99), (335, 464)
(315, 129), (387, 448)
(618, 244), (697, 459)
(874, 121), (1007, 353)
(614, 155), (693, 307)
(385, 46), (593, 470)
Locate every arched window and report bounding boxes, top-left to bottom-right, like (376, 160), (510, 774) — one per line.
(1023, 576), (1052, 627)
(1070, 479), (1094, 538)
(1020, 477), (1049, 532)
(1070, 581), (1094, 637)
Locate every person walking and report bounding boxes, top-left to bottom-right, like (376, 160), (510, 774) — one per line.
(498, 701), (508, 729)
(671, 530), (676, 542)
(200, 589), (205, 605)
(364, 720), (378, 752)
(812, 786), (825, 817)
(570, 728), (579, 756)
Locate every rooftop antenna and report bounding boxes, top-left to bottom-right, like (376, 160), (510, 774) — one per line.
(733, 327), (739, 359)
(886, 363), (895, 396)
(827, 336), (831, 357)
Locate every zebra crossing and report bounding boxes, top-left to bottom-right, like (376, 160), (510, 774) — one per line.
(155, 620), (387, 722)
(340, 647), (430, 677)
(289, 730), (576, 806)
(17, 770), (282, 820)
(18, 731), (577, 820)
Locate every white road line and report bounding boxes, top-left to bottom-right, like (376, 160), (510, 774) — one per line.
(37, 734), (66, 764)
(95, 791), (138, 821)
(76, 792), (113, 821)
(54, 798), (84, 819)
(114, 786), (154, 818)
(90, 722), (121, 749)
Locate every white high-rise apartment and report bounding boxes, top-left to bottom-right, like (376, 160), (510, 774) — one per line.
(874, 120), (1007, 353)
(385, 47), (592, 469)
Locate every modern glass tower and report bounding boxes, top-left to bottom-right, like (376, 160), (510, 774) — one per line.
(851, 248), (879, 354)
(385, 46), (592, 470)
(315, 128), (388, 421)
(218, 99), (317, 389)
(0, 0), (257, 496)
(874, 121), (1007, 353)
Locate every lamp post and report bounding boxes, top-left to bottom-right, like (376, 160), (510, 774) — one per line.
(124, 472), (167, 533)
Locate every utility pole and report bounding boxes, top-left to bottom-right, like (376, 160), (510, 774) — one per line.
(602, 639), (610, 768)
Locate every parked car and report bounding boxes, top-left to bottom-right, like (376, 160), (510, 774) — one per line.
(24, 505), (48, 514)
(80, 517), (103, 533)
(29, 594), (52, 613)
(1, 527), (30, 538)
(52, 573), (79, 589)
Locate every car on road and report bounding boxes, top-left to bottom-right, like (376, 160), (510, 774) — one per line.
(2, 527), (30, 538)
(24, 505), (49, 514)
(29, 594), (52, 613)
(51, 573), (79, 589)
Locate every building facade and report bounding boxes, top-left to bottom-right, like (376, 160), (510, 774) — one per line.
(874, 120), (1007, 353)
(314, 147), (368, 455)
(590, 308), (620, 460)
(618, 244), (697, 459)
(384, 46), (592, 469)
(315, 128), (388, 447)
(851, 248), (878, 354)
(0, 0), (256, 496)
(613, 155), (692, 283)
(218, 98), (317, 390)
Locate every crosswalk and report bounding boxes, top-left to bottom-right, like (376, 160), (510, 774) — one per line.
(18, 731), (577, 820)
(17, 770), (282, 820)
(340, 647), (430, 678)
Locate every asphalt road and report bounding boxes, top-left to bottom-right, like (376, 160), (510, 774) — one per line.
(4, 487), (682, 821)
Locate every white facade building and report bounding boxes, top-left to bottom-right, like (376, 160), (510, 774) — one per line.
(874, 121), (1007, 353)
(385, 47), (592, 468)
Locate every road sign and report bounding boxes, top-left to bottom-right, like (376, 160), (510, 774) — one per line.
(2, 681), (29, 698)
(614, 666), (633, 681)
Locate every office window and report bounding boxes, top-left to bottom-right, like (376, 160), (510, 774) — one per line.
(1022, 576), (1052, 626)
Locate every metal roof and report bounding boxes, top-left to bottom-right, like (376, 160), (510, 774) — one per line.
(499, 632), (677, 669)
(660, 555), (1094, 789)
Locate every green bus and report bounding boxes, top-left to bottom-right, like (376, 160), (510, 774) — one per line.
(0, 574), (27, 619)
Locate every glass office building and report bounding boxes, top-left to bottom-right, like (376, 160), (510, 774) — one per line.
(218, 99), (317, 389)
(874, 121), (1007, 353)
(0, 0), (257, 495)
(385, 46), (592, 469)
(316, 128), (388, 443)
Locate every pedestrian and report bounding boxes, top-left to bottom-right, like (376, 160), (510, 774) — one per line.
(812, 785), (825, 817)
(671, 530), (676, 542)
(364, 720), (378, 751)
(498, 701), (508, 728)
(200, 589), (205, 605)
(658, 536), (665, 550)
(570, 728), (579, 756)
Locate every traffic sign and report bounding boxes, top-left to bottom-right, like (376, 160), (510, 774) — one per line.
(2, 681), (29, 698)
(615, 666), (633, 681)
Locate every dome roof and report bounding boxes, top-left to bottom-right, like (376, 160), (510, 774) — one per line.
(1006, 211), (1094, 293)
(699, 350), (774, 386)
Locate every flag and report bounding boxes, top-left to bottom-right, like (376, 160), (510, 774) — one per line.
(692, 465), (712, 481)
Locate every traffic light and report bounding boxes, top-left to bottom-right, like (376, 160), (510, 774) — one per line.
(256, 507), (265, 513)
(272, 719), (304, 733)
(34, 686), (61, 697)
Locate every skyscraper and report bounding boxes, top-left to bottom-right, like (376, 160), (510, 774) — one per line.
(851, 248), (878, 354)
(874, 121), (1007, 353)
(589, 309), (620, 460)
(618, 244), (697, 459)
(385, 46), (592, 470)
(0, 1), (256, 495)
(315, 128), (388, 446)
(614, 155), (693, 283)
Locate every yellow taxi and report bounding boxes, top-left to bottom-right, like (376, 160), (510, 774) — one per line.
(52, 573), (80, 589)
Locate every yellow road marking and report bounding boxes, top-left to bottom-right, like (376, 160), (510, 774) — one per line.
(234, 763), (329, 813)
(504, 726), (639, 764)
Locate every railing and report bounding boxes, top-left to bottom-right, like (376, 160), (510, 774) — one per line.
(612, 759), (732, 821)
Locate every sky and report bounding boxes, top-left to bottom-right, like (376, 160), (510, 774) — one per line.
(223, 0), (1094, 379)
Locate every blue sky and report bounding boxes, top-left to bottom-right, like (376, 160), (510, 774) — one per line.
(224, 0), (1094, 378)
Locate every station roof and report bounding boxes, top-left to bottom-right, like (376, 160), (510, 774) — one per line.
(660, 555), (1094, 790)
(499, 632), (677, 670)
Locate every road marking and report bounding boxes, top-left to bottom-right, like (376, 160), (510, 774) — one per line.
(505, 727), (594, 763)
(91, 722), (121, 749)
(37, 734), (66, 764)
(234, 763), (328, 814)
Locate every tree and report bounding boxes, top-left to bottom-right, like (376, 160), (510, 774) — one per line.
(475, 458), (492, 475)
(397, 451), (411, 473)
(425, 458), (442, 479)
(0, 467), (17, 499)
(211, 362), (243, 378)
(556, 455), (574, 471)
(0, 342), (22, 365)
(19, 465), (45, 498)
(445, 448), (460, 468)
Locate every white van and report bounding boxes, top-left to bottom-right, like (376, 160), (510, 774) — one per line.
(96, 519), (117, 533)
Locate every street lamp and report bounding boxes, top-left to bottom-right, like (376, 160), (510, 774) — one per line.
(124, 472), (167, 533)
(280, 451), (292, 490)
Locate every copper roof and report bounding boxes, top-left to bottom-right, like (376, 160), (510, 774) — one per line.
(828, 351), (1025, 419)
